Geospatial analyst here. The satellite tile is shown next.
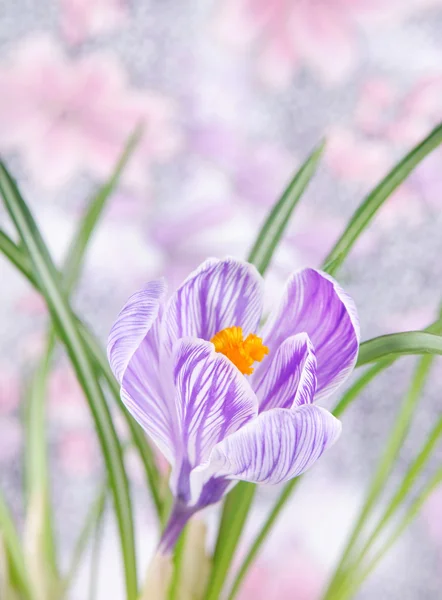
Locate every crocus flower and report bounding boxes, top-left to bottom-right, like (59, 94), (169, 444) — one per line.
(107, 258), (359, 551)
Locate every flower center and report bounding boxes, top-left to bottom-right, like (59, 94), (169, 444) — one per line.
(210, 326), (269, 375)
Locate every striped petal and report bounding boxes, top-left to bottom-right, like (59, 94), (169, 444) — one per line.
(107, 279), (166, 383)
(261, 268), (360, 401)
(211, 405), (341, 485)
(121, 316), (177, 463)
(254, 333), (317, 412)
(171, 338), (258, 503)
(162, 258), (264, 354)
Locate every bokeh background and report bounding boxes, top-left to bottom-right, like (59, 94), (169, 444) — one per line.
(1, 1), (442, 598)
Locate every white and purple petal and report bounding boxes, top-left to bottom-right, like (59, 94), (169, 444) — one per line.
(162, 258), (264, 353)
(107, 279), (166, 383)
(253, 333), (317, 412)
(121, 315), (178, 464)
(211, 405), (341, 485)
(261, 268), (360, 401)
(170, 338), (258, 503)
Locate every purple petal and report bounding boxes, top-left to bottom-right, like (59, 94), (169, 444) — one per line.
(211, 405), (341, 485)
(254, 333), (317, 412)
(162, 258), (264, 353)
(107, 279), (166, 383)
(121, 316), (177, 463)
(261, 269), (359, 401)
(173, 338), (258, 467)
(170, 338), (258, 501)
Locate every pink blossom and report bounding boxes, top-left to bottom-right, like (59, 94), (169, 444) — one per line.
(216, 0), (394, 87)
(59, 0), (128, 45)
(0, 35), (180, 191)
(241, 553), (323, 599)
(0, 366), (21, 414)
(58, 429), (100, 477)
(327, 76), (442, 225)
(0, 417), (22, 463)
(48, 365), (89, 425)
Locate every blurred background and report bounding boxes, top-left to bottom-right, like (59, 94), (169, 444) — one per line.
(1, 1), (442, 598)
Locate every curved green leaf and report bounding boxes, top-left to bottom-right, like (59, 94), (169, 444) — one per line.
(323, 122), (442, 276)
(247, 141), (324, 275)
(357, 331), (442, 366)
(0, 163), (138, 600)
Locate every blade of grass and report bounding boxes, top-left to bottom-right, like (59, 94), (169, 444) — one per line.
(352, 412), (442, 572)
(0, 163), (138, 600)
(0, 228), (163, 518)
(0, 491), (33, 599)
(323, 341), (439, 600)
(330, 468), (442, 600)
(323, 122), (442, 276)
(356, 331), (442, 366)
(23, 128), (146, 597)
(247, 141), (325, 274)
(87, 490), (107, 600)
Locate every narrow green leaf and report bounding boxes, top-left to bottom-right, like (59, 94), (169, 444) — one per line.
(352, 416), (442, 575)
(331, 468), (442, 600)
(357, 331), (442, 366)
(323, 335), (440, 600)
(333, 358), (395, 418)
(87, 490), (107, 600)
(247, 141), (325, 275)
(0, 163), (138, 600)
(0, 491), (33, 599)
(22, 128), (145, 598)
(63, 127), (143, 293)
(0, 229), (163, 518)
(323, 122), (442, 276)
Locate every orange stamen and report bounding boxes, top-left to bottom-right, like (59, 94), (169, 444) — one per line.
(210, 326), (269, 375)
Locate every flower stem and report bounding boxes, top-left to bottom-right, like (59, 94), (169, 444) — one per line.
(159, 503), (194, 555)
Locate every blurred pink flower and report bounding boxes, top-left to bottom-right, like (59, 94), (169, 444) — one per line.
(217, 0), (392, 87)
(58, 429), (100, 477)
(60, 0), (128, 45)
(0, 366), (21, 414)
(48, 365), (89, 425)
(0, 35), (180, 191)
(327, 76), (442, 227)
(0, 417), (22, 463)
(241, 553), (323, 599)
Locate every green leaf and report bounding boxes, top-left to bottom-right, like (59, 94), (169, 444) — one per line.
(0, 163), (138, 600)
(323, 352), (435, 600)
(356, 331), (442, 366)
(0, 228), (163, 520)
(87, 490), (107, 600)
(63, 127), (143, 293)
(0, 491), (33, 599)
(23, 128), (146, 598)
(332, 358), (395, 418)
(323, 122), (442, 276)
(247, 141), (325, 275)
(331, 468), (442, 600)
